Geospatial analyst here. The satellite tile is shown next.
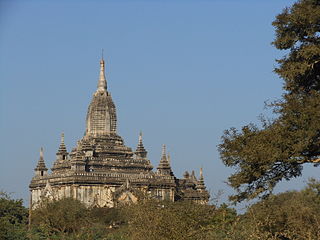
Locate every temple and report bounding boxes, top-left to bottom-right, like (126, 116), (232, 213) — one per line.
(29, 57), (210, 208)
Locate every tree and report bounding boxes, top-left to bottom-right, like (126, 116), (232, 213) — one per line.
(0, 192), (28, 240)
(238, 179), (320, 239)
(207, 203), (239, 240)
(30, 198), (92, 238)
(30, 198), (129, 239)
(124, 200), (216, 240)
(218, 0), (320, 202)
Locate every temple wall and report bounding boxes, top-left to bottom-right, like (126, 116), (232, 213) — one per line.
(31, 184), (116, 209)
(152, 188), (175, 201)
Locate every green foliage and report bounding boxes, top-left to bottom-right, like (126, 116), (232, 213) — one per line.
(123, 200), (216, 240)
(30, 198), (91, 237)
(2, 185), (319, 240)
(219, 0), (320, 202)
(237, 179), (320, 239)
(0, 192), (29, 240)
(29, 198), (239, 240)
(207, 203), (239, 239)
(272, 0), (320, 94)
(29, 198), (130, 239)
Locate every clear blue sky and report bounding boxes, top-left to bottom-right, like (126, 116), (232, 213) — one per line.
(1, 0), (317, 207)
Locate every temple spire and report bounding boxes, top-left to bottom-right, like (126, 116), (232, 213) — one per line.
(40, 147), (43, 158)
(61, 132), (65, 144)
(97, 51), (107, 91)
(157, 144), (173, 176)
(190, 170), (197, 181)
(135, 131), (147, 158)
(196, 167), (206, 191)
(138, 131), (143, 145)
(56, 133), (68, 160)
(200, 167), (203, 180)
(34, 147), (48, 176)
(161, 144), (166, 160)
(59, 133), (66, 150)
(86, 53), (117, 136)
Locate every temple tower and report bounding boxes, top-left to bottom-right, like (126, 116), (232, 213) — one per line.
(85, 57), (117, 136)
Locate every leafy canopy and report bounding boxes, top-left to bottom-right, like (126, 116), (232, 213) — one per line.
(240, 179), (320, 239)
(218, 0), (320, 202)
(0, 192), (28, 240)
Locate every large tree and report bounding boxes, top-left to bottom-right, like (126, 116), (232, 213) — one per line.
(219, 0), (320, 203)
(0, 192), (28, 240)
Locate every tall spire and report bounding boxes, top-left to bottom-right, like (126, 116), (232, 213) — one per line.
(56, 133), (68, 160)
(197, 167), (206, 191)
(157, 144), (173, 176)
(61, 132), (65, 143)
(135, 131), (147, 158)
(161, 144), (166, 160)
(35, 147), (48, 176)
(86, 53), (117, 136)
(37, 148), (46, 168)
(138, 131), (143, 145)
(59, 133), (67, 151)
(200, 167), (203, 180)
(97, 50), (107, 92)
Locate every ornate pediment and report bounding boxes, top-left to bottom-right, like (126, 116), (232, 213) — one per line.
(113, 179), (144, 206)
